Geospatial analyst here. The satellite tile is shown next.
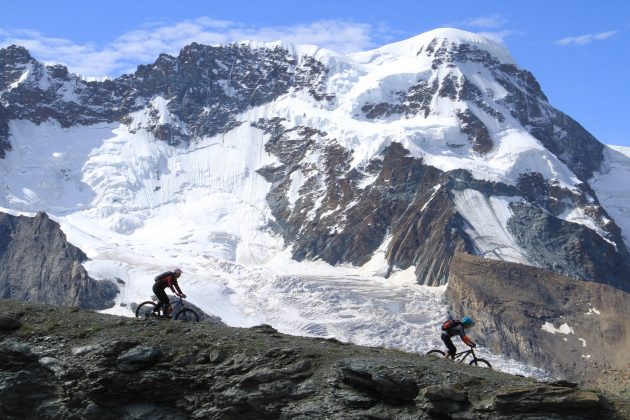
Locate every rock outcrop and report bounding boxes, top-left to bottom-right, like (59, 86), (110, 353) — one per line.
(446, 252), (630, 398)
(1, 298), (628, 419)
(0, 211), (117, 309)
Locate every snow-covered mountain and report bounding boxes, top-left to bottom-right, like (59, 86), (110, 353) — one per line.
(2, 28), (630, 379)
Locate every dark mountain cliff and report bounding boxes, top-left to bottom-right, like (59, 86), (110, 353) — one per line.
(447, 252), (630, 399)
(0, 43), (330, 148)
(0, 211), (117, 308)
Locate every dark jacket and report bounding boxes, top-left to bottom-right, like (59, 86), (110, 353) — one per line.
(153, 272), (183, 295)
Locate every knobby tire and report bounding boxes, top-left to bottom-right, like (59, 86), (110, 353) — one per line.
(136, 301), (158, 318)
(174, 308), (199, 322)
(426, 349), (446, 357)
(469, 358), (492, 368)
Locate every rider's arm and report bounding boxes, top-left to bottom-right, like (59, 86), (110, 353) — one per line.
(459, 325), (476, 347)
(172, 279), (185, 297)
(462, 335), (476, 347)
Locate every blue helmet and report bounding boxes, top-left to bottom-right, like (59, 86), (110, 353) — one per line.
(462, 316), (475, 327)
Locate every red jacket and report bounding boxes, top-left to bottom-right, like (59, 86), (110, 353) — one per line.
(154, 272), (183, 295)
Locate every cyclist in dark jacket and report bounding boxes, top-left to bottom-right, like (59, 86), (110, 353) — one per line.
(152, 268), (186, 317)
(441, 316), (476, 359)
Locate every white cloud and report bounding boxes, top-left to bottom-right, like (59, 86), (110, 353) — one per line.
(477, 30), (518, 44)
(0, 17), (389, 77)
(446, 14), (516, 44)
(554, 30), (618, 46)
(463, 14), (507, 29)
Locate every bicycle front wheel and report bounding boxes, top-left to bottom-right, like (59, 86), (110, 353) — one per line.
(469, 358), (492, 368)
(136, 301), (158, 318)
(174, 308), (199, 322)
(426, 349), (446, 357)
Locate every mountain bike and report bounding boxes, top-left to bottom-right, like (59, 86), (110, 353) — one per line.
(426, 346), (492, 368)
(135, 296), (200, 322)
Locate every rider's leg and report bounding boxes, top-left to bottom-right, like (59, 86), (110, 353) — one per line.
(153, 286), (169, 316)
(441, 332), (456, 359)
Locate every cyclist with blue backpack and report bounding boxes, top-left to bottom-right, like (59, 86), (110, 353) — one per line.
(441, 316), (476, 359)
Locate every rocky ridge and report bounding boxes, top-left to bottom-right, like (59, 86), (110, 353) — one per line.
(1, 298), (628, 419)
(0, 42), (331, 149)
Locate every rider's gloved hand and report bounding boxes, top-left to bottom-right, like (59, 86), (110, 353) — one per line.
(180, 293), (187, 298)
(470, 343), (477, 348)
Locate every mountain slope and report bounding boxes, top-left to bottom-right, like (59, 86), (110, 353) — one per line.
(2, 28), (630, 384)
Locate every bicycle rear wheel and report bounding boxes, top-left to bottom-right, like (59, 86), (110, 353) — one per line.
(469, 358), (492, 368)
(136, 301), (158, 318)
(174, 308), (199, 322)
(426, 349), (446, 357)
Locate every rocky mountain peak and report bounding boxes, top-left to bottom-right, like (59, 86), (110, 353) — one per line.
(0, 45), (38, 95)
(0, 45), (35, 66)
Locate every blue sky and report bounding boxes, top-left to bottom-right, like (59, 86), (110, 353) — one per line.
(1, 0), (628, 146)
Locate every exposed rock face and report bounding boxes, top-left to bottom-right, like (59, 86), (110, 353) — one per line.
(1, 298), (627, 419)
(0, 43), (332, 148)
(256, 118), (630, 288)
(257, 133), (474, 285)
(446, 252), (630, 398)
(507, 202), (629, 290)
(0, 212), (117, 309)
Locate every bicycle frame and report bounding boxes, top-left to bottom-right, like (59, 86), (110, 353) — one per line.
(151, 295), (184, 307)
(147, 295), (182, 316)
(136, 295), (199, 322)
(453, 348), (476, 363)
(169, 297), (185, 312)
(426, 346), (491, 369)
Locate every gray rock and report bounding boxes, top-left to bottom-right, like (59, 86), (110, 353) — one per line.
(0, 211), (118, 309)
(339, 364), (419, 404)
(208, 348), (227, 364)
(508, 201), (630, 291)
(117, 346), (162, 372)
(39, 356), (64, 375)
(0, 315), (21, 330)
(418, 385), (470, 415)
